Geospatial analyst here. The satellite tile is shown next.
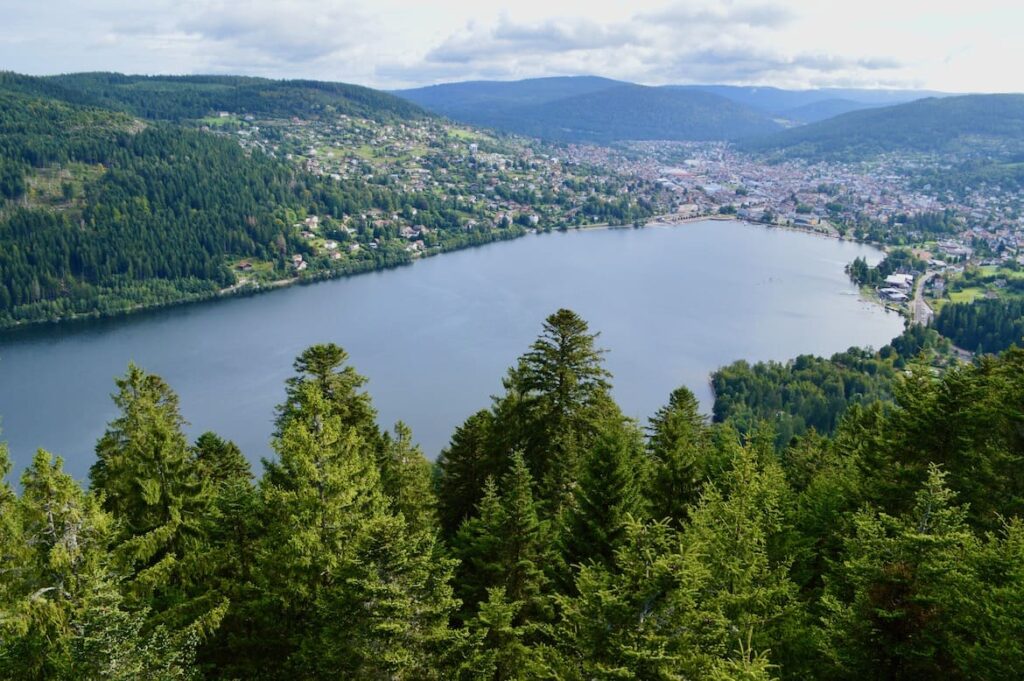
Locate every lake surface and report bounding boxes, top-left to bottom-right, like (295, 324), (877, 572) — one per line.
(0, 220), (903, 480)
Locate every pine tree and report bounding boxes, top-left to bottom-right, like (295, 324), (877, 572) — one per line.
(647, 386), (709, 526)
(378, 421), (438, 536)
(560, 418), (647, 573)
(89, 364), (221, 636)
(437, 409), (499, 538)
(497, 309), (617, 510)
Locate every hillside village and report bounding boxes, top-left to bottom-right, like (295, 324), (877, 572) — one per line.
(201, 108), (1024, 324)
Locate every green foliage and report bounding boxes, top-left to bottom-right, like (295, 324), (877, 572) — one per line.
(4, 309), (1024, 678)
(934, 297), (1024, 354)
(711, 326), (947, 446)
(560, 419), (648, 572)
(746, 93), (1024, 161)
(647, 386), (711, 525)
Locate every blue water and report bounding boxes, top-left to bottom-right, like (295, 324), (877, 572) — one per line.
(0, 221), (902, 479)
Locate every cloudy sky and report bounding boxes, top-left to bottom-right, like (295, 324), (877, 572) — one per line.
(2, 0), (1021, 92)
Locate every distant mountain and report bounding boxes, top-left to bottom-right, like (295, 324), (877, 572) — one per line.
(395, 76), (625, 116)
(743, 94), (1024, 160)
(396, 77), (782, 142)
(779, 98), (879, 123)
(0, 71), (427, 122)
(674, 84), (945, 116)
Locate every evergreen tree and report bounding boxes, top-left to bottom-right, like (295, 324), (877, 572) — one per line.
(1, 450), (204, 680)
(560, 418), (647, 572)
(89, 364), (221, 635)
(454, 453), (553, 624)
(460, 587), (544, 681)
(437, 409), (498, 538)
(684, 441), (808, 676)
(191, 432), (250, 487)
(497, 309), (617, 510)
(552, 518), (720, 679)
(647, 386), (709, 525)
(821, 465), (984, 679)
(378, 421), (438, 536)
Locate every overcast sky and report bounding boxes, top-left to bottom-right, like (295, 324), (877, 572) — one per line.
(2, 0), (1021, 92)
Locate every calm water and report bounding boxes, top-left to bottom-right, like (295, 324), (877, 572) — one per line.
(0, 221), (902, 479)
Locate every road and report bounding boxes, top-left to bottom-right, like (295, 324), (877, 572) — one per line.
(911, 271), (935, 326)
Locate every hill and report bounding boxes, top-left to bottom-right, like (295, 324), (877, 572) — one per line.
(743, 93), (1024, 160)
(778, 98), (878, 123)
(674, 84), (942, 115)
(397, 77), (782, 142)
(0, 71), (427, 122)
(394, 75), (624, 117)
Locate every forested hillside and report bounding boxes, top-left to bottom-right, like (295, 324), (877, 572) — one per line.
(934, 297), (1024, 354)
(398, 78), (782, 142)
(0, 71), (427, 122)
(711, 325), (949, 445)
(744, 94), (1024, 160)
(0, 87), (405, 325)
(2, 309), (1024, 679)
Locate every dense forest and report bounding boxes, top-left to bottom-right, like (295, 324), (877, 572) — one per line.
(0, 72), (426, 123)
(2, 309), (1023, 679)
(0, 82), (543, 327)
(711, 325), (948, 445)
(743, 94), (1024, 161)
(934, 297), (1024, 354)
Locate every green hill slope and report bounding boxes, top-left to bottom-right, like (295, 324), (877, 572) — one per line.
(0, 71), (427, 122)
(744, 93), (1024, 160)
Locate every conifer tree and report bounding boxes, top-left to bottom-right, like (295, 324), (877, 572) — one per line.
(560, 418), (647, 572)
(684, 441), (807, 675)
(454, 453), (553, 624)
(498, 309), (617, 510)
(2, 450), (204, 680)
(552, 518), (719, 679)
(460, 588), (544, 681)
(647, 386), (709, 525)
(821, 465), (985, 679)
(89, 364), (221, 636)
(378, 421), (438, 536)
(192, 432), (250, 487)
(437, 409), (499, 538)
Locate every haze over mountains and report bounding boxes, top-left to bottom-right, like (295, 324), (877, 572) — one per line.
(395, 76), (950, 140)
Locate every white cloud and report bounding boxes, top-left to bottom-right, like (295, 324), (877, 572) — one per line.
(0, 0), (1021, 92)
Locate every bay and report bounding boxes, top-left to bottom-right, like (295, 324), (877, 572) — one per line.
(0, 220), (903, 479)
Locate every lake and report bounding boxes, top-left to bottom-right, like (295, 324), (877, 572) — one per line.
(0, 220), (903, 479)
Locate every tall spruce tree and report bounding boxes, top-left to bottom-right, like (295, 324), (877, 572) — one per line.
(259, 346), (457, 678)
(647, 386), (710, 526)
(454, 453), (553, 625)
(378, 421), (438, 536)
(89, 364), (222, 637)
(497, 309), (617, 510)
(560, 418), (648, 573)
(821, 465), (986, 679)
(437, 410), (499, 538)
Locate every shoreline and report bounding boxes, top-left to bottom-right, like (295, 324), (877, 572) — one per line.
(0, 215), (888, 337)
